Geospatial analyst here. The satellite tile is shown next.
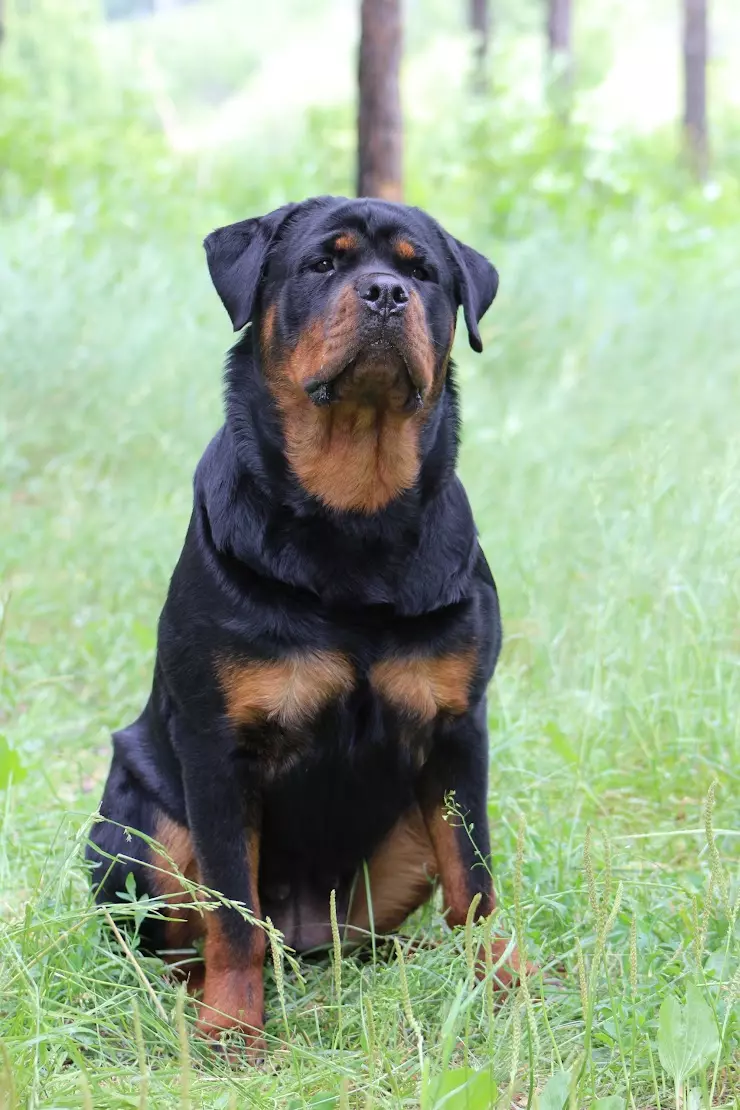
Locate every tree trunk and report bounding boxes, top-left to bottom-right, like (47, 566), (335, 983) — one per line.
(547, 0), (571, 56)
(683, 0), (708, 180)
(469, 0), (490, 94)
(357, 0), (403, 202)
(546, 0), (572, 115)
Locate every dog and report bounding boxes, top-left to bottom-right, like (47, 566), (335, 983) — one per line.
(87, 195), (523, 1054)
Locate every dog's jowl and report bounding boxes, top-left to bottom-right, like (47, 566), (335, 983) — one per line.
(87, 195), (525, 1054)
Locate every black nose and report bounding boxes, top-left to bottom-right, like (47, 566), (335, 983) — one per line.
(358, 273), (409, 316)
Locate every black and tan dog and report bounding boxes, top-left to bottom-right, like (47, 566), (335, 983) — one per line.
(87, 195), (524, 1052)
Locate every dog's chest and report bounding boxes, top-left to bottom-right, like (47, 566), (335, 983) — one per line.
(219, 610), (478, 777)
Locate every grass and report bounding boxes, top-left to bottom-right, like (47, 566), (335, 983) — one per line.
(1, 205), (739, 1109)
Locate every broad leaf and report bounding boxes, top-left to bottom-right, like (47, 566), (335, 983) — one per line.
(592, 1098), (626, 1110)
(657, 984), (720, 1083)
(536, 1070), (571, 1110)
(0, 735), (26, 789)
(425, 1066), (497, 1110)
(544, 722), (578, 764)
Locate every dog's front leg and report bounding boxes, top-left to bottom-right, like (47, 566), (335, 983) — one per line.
(417, 700), (495, 923)
(417, 700), (527, 987)
(178, 725), (265, 1052)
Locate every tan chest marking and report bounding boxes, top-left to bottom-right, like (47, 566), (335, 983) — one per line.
(282, 400), (423, 513)
(219, 651), (355, 729)
(370, 650), (476, 722)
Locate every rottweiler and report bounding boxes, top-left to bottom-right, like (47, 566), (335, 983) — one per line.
(87, 195), (524, 1053)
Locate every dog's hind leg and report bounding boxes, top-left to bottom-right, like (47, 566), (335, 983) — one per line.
(345, 804), (437, 940)
(86, 751), (205, 986)
(86, 752), (165, 949)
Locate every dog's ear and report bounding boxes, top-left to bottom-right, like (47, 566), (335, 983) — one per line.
(204, 202), (298, 331)
(445, 234), (499, 353)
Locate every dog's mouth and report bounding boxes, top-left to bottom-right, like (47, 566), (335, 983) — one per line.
(304, 340), (424, 414)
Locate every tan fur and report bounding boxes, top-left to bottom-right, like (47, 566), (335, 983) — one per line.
(281, 399), (423, 513)
(347, 805), (437, 936)
(348, 802), (496, 938)
(370, 650), (476, 722)
(405, 289), (436, 396)
(151, 815), (197, 894)
(424, 810), (532, 985)
(152, 816), (266, 1031)
(199, 913), (265, 1045)
(394, 238), (416, 260)
(348, 807), (527, 989)
(264, 279), (441, 513)
(273, 284), (356, 390)
(426, 806), (491, 926)
(261, 303), (277, 351)
(199, 826), (265, 1042)
(279, 318), (329, 388)
(150, 815), (204, 956)
(219, 651), (355, 728)
(334, 233), (359, 251)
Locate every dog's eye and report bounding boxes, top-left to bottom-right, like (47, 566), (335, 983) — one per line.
(311, 259), (335, 273)
(411, 265), (429, 281)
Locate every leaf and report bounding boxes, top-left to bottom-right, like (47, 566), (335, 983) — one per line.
(544, 722), (578, 764)
(657, 984), (720, 1083)
(703, 947), (731, 981)
(0, 734), (26, 789)
(592, 1098), (626, 1110)
(425, 1066), (497, 1110)
(535, 1070), (571, 1110)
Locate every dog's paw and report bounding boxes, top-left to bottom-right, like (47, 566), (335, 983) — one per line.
(475, 936), (539, 991)
(164, 958), (205, 997)
(196, 1003), (266, 1063)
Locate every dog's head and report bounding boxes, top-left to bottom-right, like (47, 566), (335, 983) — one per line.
(205, 196), (498, 512)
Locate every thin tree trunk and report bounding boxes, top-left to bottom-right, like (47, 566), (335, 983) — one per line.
(683, 0), (708, 180)
(546, 0), (572, 116)
(357, 0), (403, 202)
(469, 0), (490, 94)
(547, 0), (571, 56)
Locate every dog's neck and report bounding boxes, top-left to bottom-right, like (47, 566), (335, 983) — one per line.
(195, 332), (479, 613)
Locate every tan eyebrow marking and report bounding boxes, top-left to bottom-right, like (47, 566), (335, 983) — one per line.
(394, 238), (416, 260)
(334, 233), (359, 251)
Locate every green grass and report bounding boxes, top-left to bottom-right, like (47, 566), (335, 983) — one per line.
(1, 207), (739, 1109)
